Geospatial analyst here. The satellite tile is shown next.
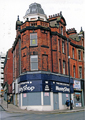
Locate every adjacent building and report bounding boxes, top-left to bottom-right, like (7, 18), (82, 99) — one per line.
(4, 2), (84, 111)
(67, 28), (84, 107)
(0, 52), (5, 96)
(4, 48), (13, 102)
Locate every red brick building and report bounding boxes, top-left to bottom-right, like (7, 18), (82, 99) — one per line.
(11, 3), (84, 110)
(67, 28), (84, 107)
(4, 48), (13, 101)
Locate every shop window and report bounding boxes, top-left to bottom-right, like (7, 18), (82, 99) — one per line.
(62, 93), (69, 105)
(43, 92), (50, 105)
(78, 50), (81, 60)
(30, 33), (37, 46)
(79, 67), (82, 78)
(30, 55), (38, 71)
(22, 93), (41, 106)
(74, 92), (81, 107)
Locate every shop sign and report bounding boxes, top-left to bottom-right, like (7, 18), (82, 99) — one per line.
(56, 86), (69, 93)
(43, 83), (51, 92)
(53, 82), (70, 93)
(44, 85), (50, 91)
(19, 84), (35, 92)
(74, 80), (81, 90)
(19, 80), (42, 93)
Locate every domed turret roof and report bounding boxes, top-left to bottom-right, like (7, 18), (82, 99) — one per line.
(25, 2), (45, 16)
(24, 2), (47, 21)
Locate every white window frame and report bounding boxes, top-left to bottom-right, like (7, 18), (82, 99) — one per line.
(30, 55), (38, 71)
(30, 33), (37, 46)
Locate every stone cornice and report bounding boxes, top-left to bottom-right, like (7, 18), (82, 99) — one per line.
(70, 42), (84, 49)
(20, 25), (50, 33)
(51, 31), (70, 41)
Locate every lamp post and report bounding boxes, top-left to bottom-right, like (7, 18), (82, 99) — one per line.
(67, 38), (71, 110)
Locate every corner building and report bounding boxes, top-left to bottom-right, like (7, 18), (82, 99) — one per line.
(12, 3), (84, 110)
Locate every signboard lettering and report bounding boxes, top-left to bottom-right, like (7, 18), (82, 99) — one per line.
(45, 85), (50, 91)
(53, 82), (70, 93)
(56, 86), (70, 92)
(19, 85), (35, 92)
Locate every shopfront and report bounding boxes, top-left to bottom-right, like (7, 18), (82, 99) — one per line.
(13, 72), (74, 111)
(73, 80), (84, 107)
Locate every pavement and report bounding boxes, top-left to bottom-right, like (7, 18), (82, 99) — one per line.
(0, 97), (85, 114)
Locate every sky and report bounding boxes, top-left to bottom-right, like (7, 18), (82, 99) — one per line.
(0, 0), (85, 53)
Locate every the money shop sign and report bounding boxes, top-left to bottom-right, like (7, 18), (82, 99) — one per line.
(53, 82), (70, 93)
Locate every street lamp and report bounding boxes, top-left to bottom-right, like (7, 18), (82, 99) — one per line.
(67, 38), (71, 110)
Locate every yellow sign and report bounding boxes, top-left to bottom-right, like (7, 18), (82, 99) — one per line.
(32, 39), (36, 44)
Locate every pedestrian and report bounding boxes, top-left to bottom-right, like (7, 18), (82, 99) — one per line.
(65, 99), (70, 109)
(70, 98), (73, 110)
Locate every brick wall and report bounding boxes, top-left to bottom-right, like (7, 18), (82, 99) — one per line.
(4, 48), (13, 93)
(12, 16), (84, 80)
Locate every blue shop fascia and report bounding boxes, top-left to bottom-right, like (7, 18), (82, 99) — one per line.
(18, 71), (74, 94)
(13, 71), (74, 110)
